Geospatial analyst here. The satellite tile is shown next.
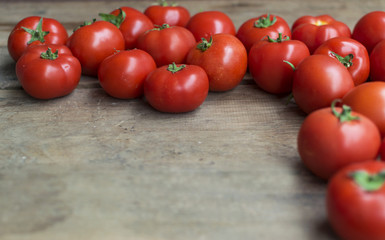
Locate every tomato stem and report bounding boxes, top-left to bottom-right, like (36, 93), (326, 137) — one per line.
(283, 60), (296, 71)
(331, 51), (354, 68)
(153, 23), (171, 31)
(99, 8), (126, 28)
(349, 170), (385, 192)
(167, 62), (185, 73)
(40, 47), (59, 60)
(73, 19), (96, 32)
(254, 14), (277, 28)
(267, 33), (290, 43)
(197, 36), (213, 52)
(331, 99), (360, 123)
(21, 17), (50, 45)
(158, 0), (178, 7)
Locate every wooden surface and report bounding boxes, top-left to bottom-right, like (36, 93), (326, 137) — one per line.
(1, 1), (384, 239)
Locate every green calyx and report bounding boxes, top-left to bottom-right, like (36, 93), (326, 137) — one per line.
(40, 47), (59, 60)
(22, 17), (49, 45)
(267, 33), (290, 43)
(349, 170), (385, 192)
(167, 62), (185, 73)
(153, 23), (171, 30)
(331, 51), (354, 68)
(99, 8), (126, 28)
(73, 19), (96, 32)
(197, 36), (213, 52)
(157, 0), (178, 6)
(254, 14), (277, 28)
(331, 99), (360, 123)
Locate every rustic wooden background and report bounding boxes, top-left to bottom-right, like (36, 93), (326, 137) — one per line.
(1, 1), (384, 240)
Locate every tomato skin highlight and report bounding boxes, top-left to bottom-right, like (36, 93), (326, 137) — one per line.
(292, 54), (354, 114)
(186, 11), (236, 42)
(297, 105), (381, 180)
(16, 44), (81, 100)
(98, 49), (157, 99)
(67, 21), (125, 77)
(248, 35), (310, 94)
(8, 16), (68, 62)
(144, 64), (209, 113)
(186, 33), (247, 92)
(314, 37), (370, 86)
(342, 81), (385, 137)
(327, 161), (385, 240)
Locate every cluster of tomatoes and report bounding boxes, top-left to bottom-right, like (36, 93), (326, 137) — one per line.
(6, 1), (385, 238)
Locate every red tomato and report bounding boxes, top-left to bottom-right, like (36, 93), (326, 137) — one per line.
(342, 81), (385, 137)
(297, 101), (381, 180)
(380, 139), (385, 160)
(327, 161), (385, 240)
(99, 7), (154, 49)
(248, 34), (309, 94)
(292, 54), (354, 114)
(7, 16), (68, 62)
(186, 33), (247, 92)
(144, 0), (190, 27)
(144, 63), (209, 113)
(292, 15), (351, 54)
(98, 49), (156, 99)
(186, 11), (236, 42)
(314, 37), (370, 86)
(352, 11), (385, 54)
(67, 20), (125, 76)
(15, 44), (81, 99)
(137, 24), (195, 67)
(369, 39), (385, 82)
(236, 14), (292, 52)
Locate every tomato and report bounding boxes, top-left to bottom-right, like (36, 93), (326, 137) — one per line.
(144, 0), (190, 27)
(67, 20), (125, 76)
(186, 11), (236, 42)
(248, 33), (309, 94)
(99, 7), (154, 49)
(369, 39), (385, 82)
(327, 161), (385, 240)
(380, 139), (385, 160)
(98, 49), (156, 99)
(8, 16), (68, 62)
(291, 15), (351, 54)
(297, 100), (381, 180)
(186, 33), (247, 92)
(15, 44), (81, 99)
(137, 24), (195, 67)
(292, 54), (354, 114)
(236, 14), (292, 52)
(342, 81), (385, 137)
(352, 11), (385, 54)
(144, 63), (209, 113)
(314, 37), (369, 86)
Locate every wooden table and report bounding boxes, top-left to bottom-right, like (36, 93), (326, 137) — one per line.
(0, 1), (383, 239)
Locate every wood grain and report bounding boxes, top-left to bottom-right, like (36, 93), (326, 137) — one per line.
(0, 0), (382, 239)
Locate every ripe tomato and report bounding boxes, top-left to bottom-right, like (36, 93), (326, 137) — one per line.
(236, 14), (292, 52)
(327, 161), (385, 240)
(248, 33), (309, 94)
(186, 11), (236, 42)
(342, 81), (385, 137)
(144, 0), (190, 27)
(8, 16), (68, 62)
(144, 63), (209, 113)
(314, 37), (370, 86)
(99, 7), (154, 49)
(15, 44), (81, 99)
(137, 24), (195, 67)
(297, 101), (381, 180)
(292, 54), (354, 114)
(380, 139), (385, 160)
(98, 49), (156, 99)
(186, 33), (247, 92)
(352, 11), (385, 54)
(369, 39), (385, 82)
(292, 15), (351, 54)
(67, 20), (125, 76)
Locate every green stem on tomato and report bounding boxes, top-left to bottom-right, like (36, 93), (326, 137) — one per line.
(153, 23), (171, 30)
(99, 8), (126, 28)
(267, 33), (290, 43)
(254, 14), (277, 28)
(196, 36), (213, 52)
(167, 62), (185, 73)
(40, 47), (59, 60)
(22, 17), (50, 44)
(349, 170), (385, 192)
(331, 51), (354, 68)
(331, 99), (360, 123)
(73, 19), (96, 32)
